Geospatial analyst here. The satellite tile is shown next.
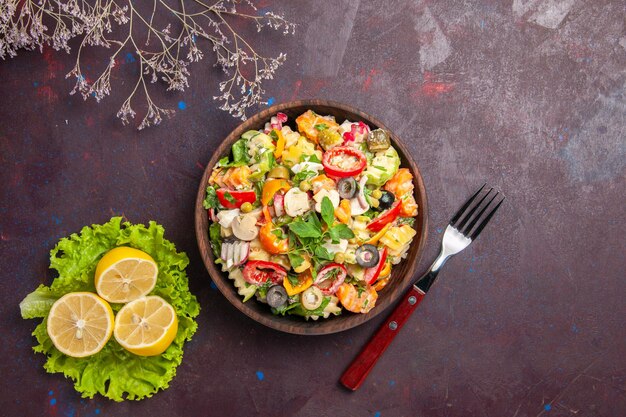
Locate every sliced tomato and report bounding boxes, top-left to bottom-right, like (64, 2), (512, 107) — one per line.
(242, 261), (287, 285)
(322, 146), (367, 178)
(364, 247), (388, 285)
(366, 201), (401, 231)
(314, 263), (347, 295)
(216, 188), (256, 209)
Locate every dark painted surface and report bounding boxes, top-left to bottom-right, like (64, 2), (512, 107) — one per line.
(1, 1), (625, 416)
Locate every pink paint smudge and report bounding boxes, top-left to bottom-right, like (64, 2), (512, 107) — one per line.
(362, 68), (379, 92)
(291, 80), (302, 100)
(42, 47), (64, 82)
(37, 85), (59, 103)
(416, 71), (455, 98)
(85, 115), (95, 127)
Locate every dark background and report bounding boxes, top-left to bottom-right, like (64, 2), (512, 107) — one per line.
(1, 0), (625, 416)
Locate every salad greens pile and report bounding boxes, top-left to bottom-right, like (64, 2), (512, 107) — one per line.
(204, 110), (420, 318)
(19, 217), (200, 401)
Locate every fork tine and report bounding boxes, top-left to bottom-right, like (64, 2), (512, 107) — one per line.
(461, 191), (499, 235)
(469, 197), (504, 240)
(456, 187), (493, 231)
(450, 183), (486, 226)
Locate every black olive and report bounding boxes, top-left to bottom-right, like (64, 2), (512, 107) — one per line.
(355, 244), (380, 268)
(378, 191), (395, 210)
(266, 286), (288, 308)
(337, 177), (357, 199)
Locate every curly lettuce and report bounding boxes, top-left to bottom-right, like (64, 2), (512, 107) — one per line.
(19, 217), (200, 402)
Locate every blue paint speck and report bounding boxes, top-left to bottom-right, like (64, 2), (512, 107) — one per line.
(324, 351), (331, 356)
(125, 52), (136, 63)
(374, 412), (381, 417)
(34, 82), (39, 87)
(178, 101), (187, 110)
(95, 409), (101, 415)
(256, 371), (265, 381)
(436, 227), (443, 234)
(48, 390), (53, 396)
(209, 281), (217, 290)
(544, 404), (551, 411)
(480, 20), (485, 29)
(52, 215), (62, 225)
(571, 324), (580, 333)
(50, 398), (57, 406)
(267, 97), (276, 106)
(389, 380), (396, 386)
(468, 267), (475, 273)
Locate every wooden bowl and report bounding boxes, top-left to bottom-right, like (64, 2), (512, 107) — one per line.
(195, 100), (428, 335)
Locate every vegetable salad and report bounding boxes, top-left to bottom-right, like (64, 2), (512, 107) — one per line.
(204, 110), (419, 320)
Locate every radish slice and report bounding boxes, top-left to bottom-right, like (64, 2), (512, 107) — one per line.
(237, 241), (250, 265)
(276, 112), (288, 123)
(274, 193), (285, 217)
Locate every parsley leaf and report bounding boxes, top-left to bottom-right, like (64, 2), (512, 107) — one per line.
(202, 185), (219, 209)
(223, 191), (237, 204)
(292, 169), (316, 185)
(314, 123), (328, 131)
(288, 215), (322, 238)
(321, 196), (335, 227)
(287, 252), (305, 269)
(271, 229), (286, 239)
(314, 246), (333, 261)
(397, 217), (415, 226)
(328, 224), (355, 243)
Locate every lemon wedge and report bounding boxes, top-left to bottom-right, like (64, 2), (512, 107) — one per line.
(47, 292), (114, 358)
(95, 246), (158, 303)
(114, 296), (178, 356)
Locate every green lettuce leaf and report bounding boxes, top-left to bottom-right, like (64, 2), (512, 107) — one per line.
(19, 217), (200, 402)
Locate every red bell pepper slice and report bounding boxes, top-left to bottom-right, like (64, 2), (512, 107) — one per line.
(366, 201), (401, 231)
(242, 260), (287, 285)
(322, 146), (367, 178)
(216, 188), (256, 209)
(314, 263), (347, 295)
(364, 247), (388, 285)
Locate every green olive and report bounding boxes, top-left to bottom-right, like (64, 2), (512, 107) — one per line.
(268, 166), (290, 180)
(240, 202), (253, 213)
(301, 286), (324, 310)
(334, 253), (346, 264)
(299, 180), (312, 192)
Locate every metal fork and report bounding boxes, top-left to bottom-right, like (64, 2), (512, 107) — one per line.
(340, 184), (504, 391)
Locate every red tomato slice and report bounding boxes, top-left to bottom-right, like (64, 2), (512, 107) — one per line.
(364, 247), (388, 285)
(314, 263), (347, 295)
(366, 201), (401, 231)
(322, 146), (367, 178)
(216, 188), (256, 209)
(242, 261), (287, 285)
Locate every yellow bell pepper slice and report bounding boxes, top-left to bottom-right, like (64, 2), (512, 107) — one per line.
(274, 129), (285, 159)
(364, 223), (391, 245)
(283, 269), (313, 296)
(261, 179), (291, 206)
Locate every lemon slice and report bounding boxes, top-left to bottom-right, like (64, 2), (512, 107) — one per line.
(47, 292), (114, 358)
(95, 247), (158, 303)
(114, 296), (178, 356)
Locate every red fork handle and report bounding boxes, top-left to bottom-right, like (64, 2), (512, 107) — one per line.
(340, 285), (426, 391)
